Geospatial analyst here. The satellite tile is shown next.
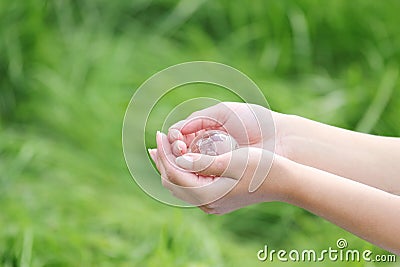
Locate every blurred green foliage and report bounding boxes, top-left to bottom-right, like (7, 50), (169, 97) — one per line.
(0, 0), (399, 266)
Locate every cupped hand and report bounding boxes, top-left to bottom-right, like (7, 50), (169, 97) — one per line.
(167, 102), (281, 157)
(149, 131), (290, 214)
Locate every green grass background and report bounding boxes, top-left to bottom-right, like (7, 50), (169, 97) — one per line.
(1, 0), (399, 266)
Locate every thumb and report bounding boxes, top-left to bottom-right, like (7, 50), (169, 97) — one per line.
(175, 148), (273, 183)
(175, 153), (228, 177)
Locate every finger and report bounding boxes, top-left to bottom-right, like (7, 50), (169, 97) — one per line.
(153, 150), (165, 177)
(154, 150), (174, 193)
(175, 152), (233, 177)
(150, 137), (171, 182)
(150, 149), (165, 178)
(180, 117), (223, 135)
(149, 148), (171, 190)
(168, 128), (196, 148)
(171, 140), (187, 156)
(183, 133), (196, 148)
(168, 128), (184, 143)
(150, 147), (180, 191)
(169, 120), (187, 132)
(156, 131), (175, 166)
(152, 145), (214, 205)
(175, 148), (262, 179)
(148, 148), (164, 178)
(170, 104), (228, 135)
(156, 131), (199, 187)
(148, 148), (157, 163)
(158, 131), (245, 207)
(168, 128), (199, 149)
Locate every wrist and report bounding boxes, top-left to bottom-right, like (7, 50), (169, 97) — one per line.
(273, 113), (302, 161)
(261, 154), (299, 203)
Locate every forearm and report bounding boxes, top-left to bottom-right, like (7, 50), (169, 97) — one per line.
(276, 113), (400, 194)
(278, 157), (400, 255)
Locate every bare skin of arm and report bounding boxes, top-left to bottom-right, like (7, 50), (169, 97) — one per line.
(168, 102), (400, 194)
(284, 157), (400, 255)
(276, 114), (400, 194)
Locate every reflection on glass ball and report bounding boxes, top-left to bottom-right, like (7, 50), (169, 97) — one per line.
(189, 130), (239, 156)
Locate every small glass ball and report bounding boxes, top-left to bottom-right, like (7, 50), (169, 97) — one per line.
(189, 130), (239, 156)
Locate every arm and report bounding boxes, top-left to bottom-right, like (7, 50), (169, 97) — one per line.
(152, 136), (400, 254)
(154, 102), (400, 254)
(281, 156), (400, 255)
(276, 113), (400, 194)
(167, 102), (400, 194)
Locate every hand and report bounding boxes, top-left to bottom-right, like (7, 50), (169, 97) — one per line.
(149, 132), (291, 214)
(167, 102), (284, 157)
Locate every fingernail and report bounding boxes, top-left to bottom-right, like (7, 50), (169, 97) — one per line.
(148, 149), (155, 162)
(156, 131), (161, 143)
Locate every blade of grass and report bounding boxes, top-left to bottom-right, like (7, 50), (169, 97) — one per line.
(288, 5), (311, 71)
(20, 228), (33, 267)
(356, 67), (398, 133)
(157, 0), (206, 35)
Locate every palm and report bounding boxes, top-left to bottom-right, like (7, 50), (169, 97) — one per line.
(169, 102), (278, 156)
(215, 103), (276, 150)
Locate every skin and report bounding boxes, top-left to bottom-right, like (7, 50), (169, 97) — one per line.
(148, 102), (400, 255)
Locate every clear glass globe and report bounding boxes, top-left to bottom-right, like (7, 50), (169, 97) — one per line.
(189, 130), (239, 156)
